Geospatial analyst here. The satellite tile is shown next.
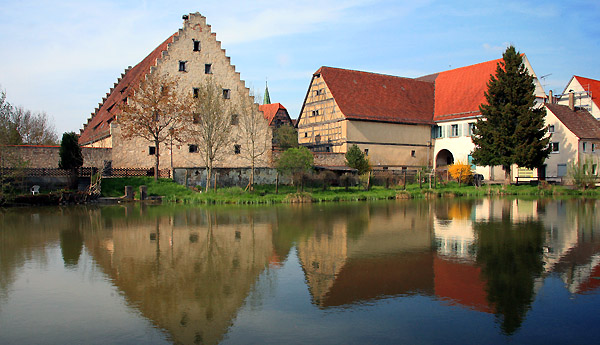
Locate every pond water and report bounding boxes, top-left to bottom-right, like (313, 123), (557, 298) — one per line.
(1, 198), (599, 344)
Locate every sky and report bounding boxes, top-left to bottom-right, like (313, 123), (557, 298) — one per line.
(0, 0), (599, 136)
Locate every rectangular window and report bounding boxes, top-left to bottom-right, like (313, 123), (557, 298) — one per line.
(179, 61), (187, 72)
(411, 150), (416, 157)
(188, 144), (198, 153)
(205, 64), (212, 74)
(193, 39), (200, 51)
(548, 125), (555, 133)
(193, 113), (200, 124)
(468, 122), (476, 136)
(314, 89), (324, 96)
(557, 164), (567, 177)
(583, 142), (588, 152)
(593, 143), (596, 152)
(234, 144), (241, 154)
(551, 142), (559, 153)
(193, 88), (199, 98)
(593, 164), (598, 175)
(450, 124), (459, 137)
(468, 154), (476, 169)
(149, 146), (156, 155)
(223, 89), (231, 99)
(364, 148), (369, 156)
(230, 114), (238, 125)
(304, 132), (308, 138)
(312, 110), (319, 116)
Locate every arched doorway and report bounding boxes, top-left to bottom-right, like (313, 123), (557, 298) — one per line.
(435, 149), (454, 168)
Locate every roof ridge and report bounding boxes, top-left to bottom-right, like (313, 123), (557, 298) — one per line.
(319, 66), (428, 83)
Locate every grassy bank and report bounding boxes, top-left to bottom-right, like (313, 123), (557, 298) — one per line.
(100, 177), (600, 205)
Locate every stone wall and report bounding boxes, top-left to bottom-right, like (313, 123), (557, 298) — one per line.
(271, 150), (346, 167)
(174, 167), (291, 188)
(1, 145), (112, 168)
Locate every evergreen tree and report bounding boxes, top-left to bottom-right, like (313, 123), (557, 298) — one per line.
(345, 144), (370, 175)
(471, 46), (550, 181)
(59, 132), (84, 170)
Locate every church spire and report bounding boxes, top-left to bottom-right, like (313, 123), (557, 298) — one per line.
(263, 79), (271, 105)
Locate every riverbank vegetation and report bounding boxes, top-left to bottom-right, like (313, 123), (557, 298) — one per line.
(99, 177), (600, 205)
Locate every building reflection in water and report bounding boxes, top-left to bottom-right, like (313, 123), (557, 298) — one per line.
(83, 205), (276, 345)
(1, 199), (600, 342)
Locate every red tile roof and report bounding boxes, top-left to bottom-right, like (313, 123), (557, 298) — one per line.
(258, 103), (288, 126)
(79, 33), (178, 145)
(419, 58), (501, 122)
(317, 67), (434, 125)
(546, 104), (600, 140)
(574, 75), (600, 106)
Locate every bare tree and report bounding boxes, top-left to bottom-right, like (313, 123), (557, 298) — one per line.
(119, 74), (188, 180)
(187, 78), (233, 192)
(237, 90), (271, 191)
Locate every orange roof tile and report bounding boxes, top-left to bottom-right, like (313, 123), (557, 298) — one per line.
(258, 103), (288, 126)
(574, 75), (600, 106)
(317, 67), (434, 125)
(420, 58), (501, 122)
(79, 33), (178, 145)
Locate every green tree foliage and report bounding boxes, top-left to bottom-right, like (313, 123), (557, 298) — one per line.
(276, 147), (314, 189)
(0, 87), (58, 145)
(568, 158), (598, 190)
(59, 132), (83, 170)
(274, 124), (299, 150)
(471, 46), (550, 181)
(345, 144), (370, 175)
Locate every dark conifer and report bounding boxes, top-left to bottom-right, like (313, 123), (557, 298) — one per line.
(471, 46), (550, 181)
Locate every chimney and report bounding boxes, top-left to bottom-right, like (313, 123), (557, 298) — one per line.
(569, 90), (575, 111)
(548, 90), (553, 104)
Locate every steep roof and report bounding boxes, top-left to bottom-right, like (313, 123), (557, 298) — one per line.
(546, 104), (600, 140)
(419, 58), (501, 122)
(259, 103), (289, 126)
(317, 66), (434, 125)
(574, 75), (600, 105)
(79, 33), (178, 145)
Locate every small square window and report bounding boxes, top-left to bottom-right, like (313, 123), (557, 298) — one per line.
(193, 40), (200, 52)
(193, 88), (199, 98)
(205, 64), (212, 74)
(179, 61), (187, 72)
(149, 146), (156, 155)
(548, 125), (555, 133)
(189, 144), (198, 153)
(234, 144), (241, 154)
(551, 142), (559, 153)
(230, 114), (238, 125)
(312, 110), (319, 116)
(223, 89), (231, 99)
(304, 132), (308, 138)
(314, 89), (324, 96)
(411, 150), (416, 157)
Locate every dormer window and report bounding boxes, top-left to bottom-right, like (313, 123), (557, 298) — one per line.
(193, 40), (200, 52)
(179, 61), (187, 72)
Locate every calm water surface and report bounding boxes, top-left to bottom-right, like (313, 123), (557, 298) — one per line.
(1, 198), (599, 344)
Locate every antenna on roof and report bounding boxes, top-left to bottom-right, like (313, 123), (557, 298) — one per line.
(540, 73), (552, 88)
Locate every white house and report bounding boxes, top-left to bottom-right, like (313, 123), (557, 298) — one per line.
(556, 76), (600, 120)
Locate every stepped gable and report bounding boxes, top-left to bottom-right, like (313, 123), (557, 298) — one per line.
(318, 67), (434, 125)
(259, 103), (287, 125)
(418, 58), (501, 122)
(79, 33), (178, 145)
(572, 76), (600, 104)
(546, 104), (600, 139)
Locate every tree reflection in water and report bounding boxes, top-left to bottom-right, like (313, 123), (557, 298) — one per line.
(474, 218), (545, 334)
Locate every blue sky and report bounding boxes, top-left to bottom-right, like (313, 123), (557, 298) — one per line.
(0, 0), (598, 135)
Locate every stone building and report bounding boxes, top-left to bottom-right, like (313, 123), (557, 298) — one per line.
(79, 13), (272, 170)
